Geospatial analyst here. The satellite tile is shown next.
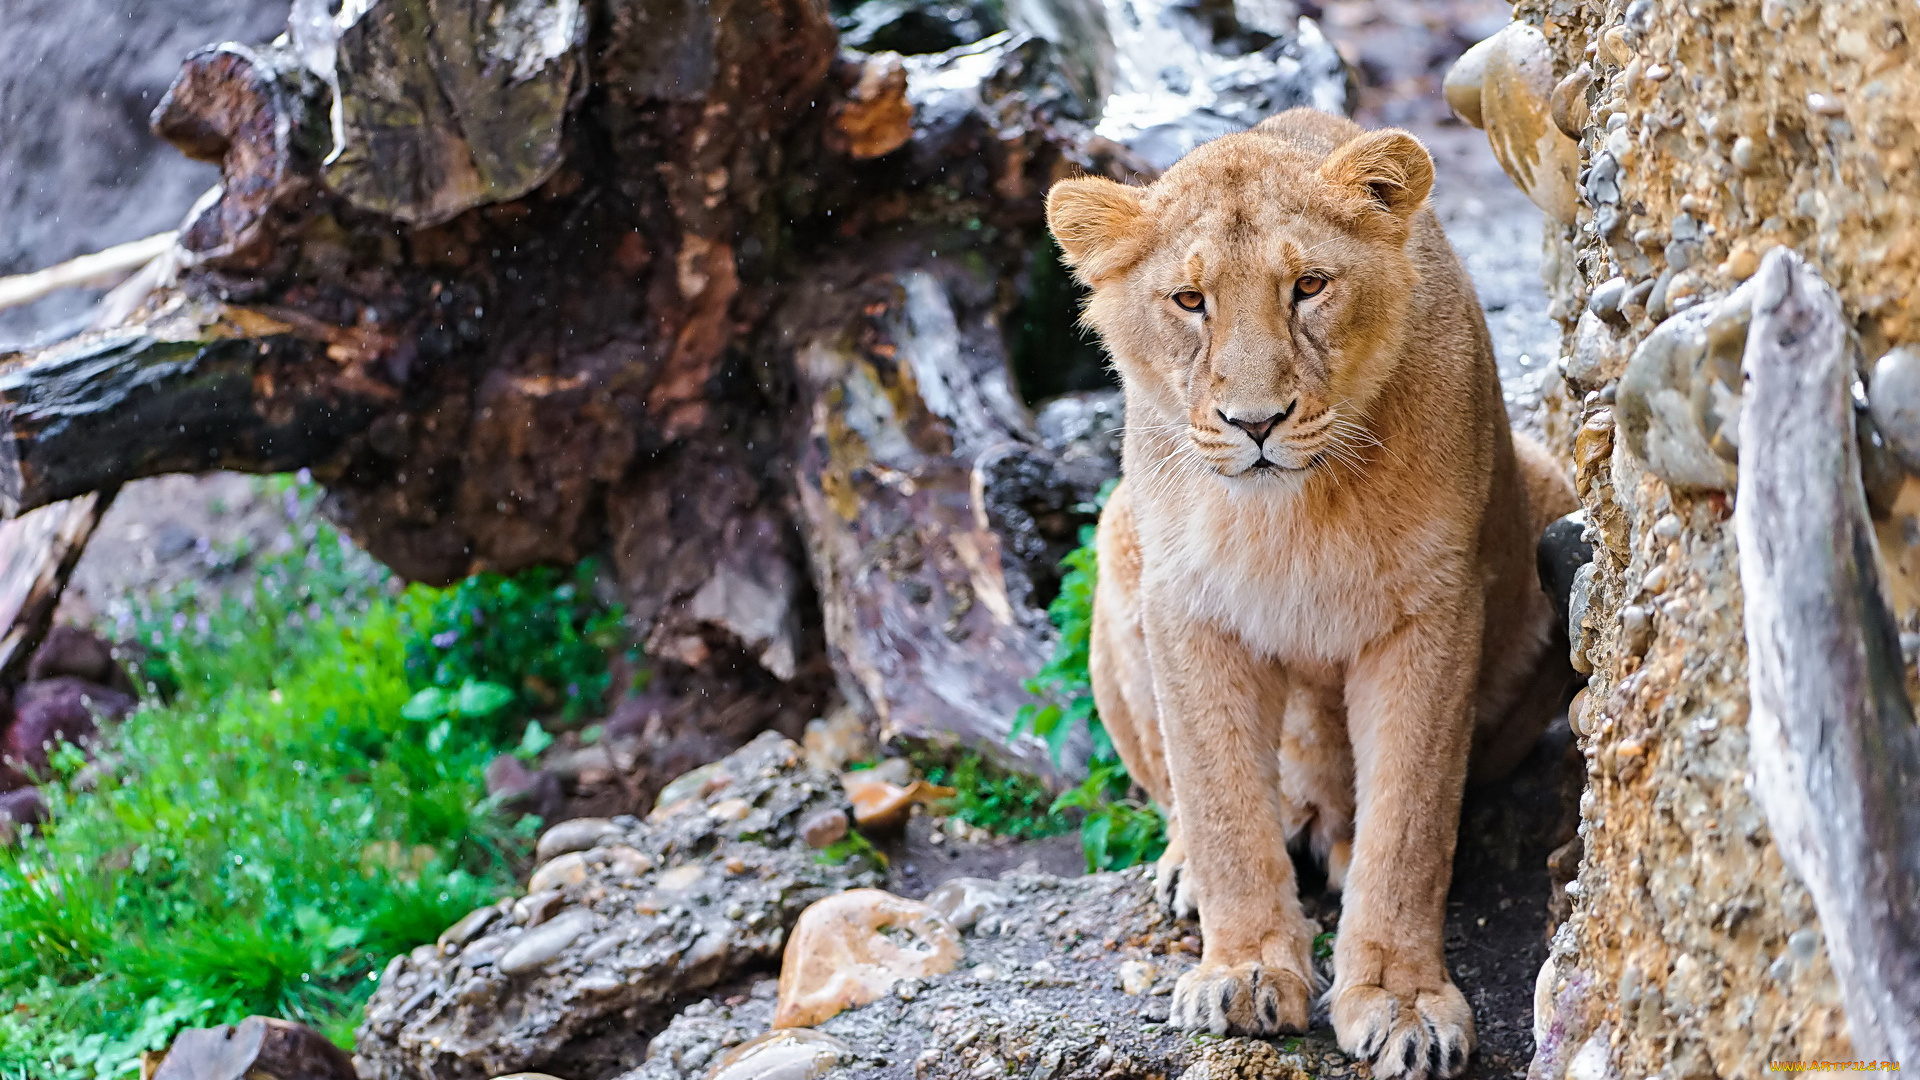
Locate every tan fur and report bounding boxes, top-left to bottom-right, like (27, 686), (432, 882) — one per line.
(1049, 109), (1577, 1079)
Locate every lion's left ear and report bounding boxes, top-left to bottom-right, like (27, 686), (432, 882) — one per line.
(1320, 129), (1434, 221)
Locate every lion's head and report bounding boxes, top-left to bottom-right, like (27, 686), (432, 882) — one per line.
(1046, 112), (1436, 481)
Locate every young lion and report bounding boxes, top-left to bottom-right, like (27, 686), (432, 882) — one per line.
(1045, 108), (1576, 1079)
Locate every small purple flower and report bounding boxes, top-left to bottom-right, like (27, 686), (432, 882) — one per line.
(172, 613), (188, 632)
(432, 631), (459, 649)
(284, 489), (300, 520)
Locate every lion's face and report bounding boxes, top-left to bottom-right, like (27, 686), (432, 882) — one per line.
(1047, 125), (1434, 481)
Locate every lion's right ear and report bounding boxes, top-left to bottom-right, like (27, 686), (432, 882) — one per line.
(1046, 177), (1145, 285)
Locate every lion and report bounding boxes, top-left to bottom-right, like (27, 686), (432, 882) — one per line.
(1044, 107), (1577, 1079)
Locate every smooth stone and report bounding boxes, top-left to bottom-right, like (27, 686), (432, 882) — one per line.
(438, 904), (501, 949)
(707, 1029), (851, 1080)
(800, 807), (850, 849)
(535, 817), (624, 862)
(653, 762), (735, 817)
(924, 877), (1006, 931)
(514, 889), (566, 927)
(1616, 294), (1744, 491)
(1589, 277), (1628, 322)
(1479, 21), (1581, 225)
(772, 889), (964, 1028)
(600, 843), (655, 878)
(1119, 959), (1158, 995)
(527, 852), (589, 894)
(1869, 347), (1920, 473)
(498, 908), (596, 976)
(1442, 31), (1501, 129)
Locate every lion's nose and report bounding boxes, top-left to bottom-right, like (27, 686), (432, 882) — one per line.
(1219, 401), (1297, 446)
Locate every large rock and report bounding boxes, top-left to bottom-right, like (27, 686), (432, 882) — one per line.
(353, 732), (883, 1080)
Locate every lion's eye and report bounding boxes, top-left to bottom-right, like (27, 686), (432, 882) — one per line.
(1294, 276), (1328, 300)
(1173, 290), (1206, 313)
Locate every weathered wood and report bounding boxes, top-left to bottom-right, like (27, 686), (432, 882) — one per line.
(0, 492), (114, 686)
(782, 248), (1088, 779)
(1735, 247), (1920, 1063)
(0, 316), (388, 516)
(0, 0), (1348, 769)
(0, 233), (176, 314)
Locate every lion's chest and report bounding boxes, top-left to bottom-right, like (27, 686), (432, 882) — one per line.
(1137, 491), (1428, 664)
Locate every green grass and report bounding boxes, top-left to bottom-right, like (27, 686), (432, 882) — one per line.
(0, 480), (627, 1079)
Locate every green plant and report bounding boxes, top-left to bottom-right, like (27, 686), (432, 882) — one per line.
(405, 560), (630, 721)
(814, 829), (888, 870)
(0, 487), (628, 1079)
(920, 753), (1072, 841)
(1008, 480), (1169, 872)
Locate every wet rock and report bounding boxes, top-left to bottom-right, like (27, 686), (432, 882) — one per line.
(1615, 287), (1751, 491)
(1538, 510), (1594, 630)
(27, 625), (131, 692)
(526, 852), (589, 894)
(799, 808), (849, 849)
(1476, 22), (1581, 224)
(498, 908), (596, 976)
(1869, 347), (1920, 475)
(5, 677), (134, 773)
(153, 1016), (356, 1080)
(838, 0), (1002, 56)
(439, 905), (502, 950)
(535, 818), (624, 862)
(706, 1029), (850, 1080)
(772, 889), (964, 1027)
(355, 732), (880, 1080)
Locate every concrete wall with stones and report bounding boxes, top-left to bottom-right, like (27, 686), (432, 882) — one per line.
(1460, 0), (1920, 1076)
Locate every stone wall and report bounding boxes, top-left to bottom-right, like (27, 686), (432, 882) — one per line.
(1453, 0), (1920, 1076)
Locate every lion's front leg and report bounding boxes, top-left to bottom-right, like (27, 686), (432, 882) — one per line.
(1145, 611), (1315, 1037)
(1333, 614), (1479, 1080)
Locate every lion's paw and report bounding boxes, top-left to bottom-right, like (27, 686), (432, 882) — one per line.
(1331, 980), (1475, 1080)
(1169, 961), (1311, 1036)
(1153, 849), (1196, 919)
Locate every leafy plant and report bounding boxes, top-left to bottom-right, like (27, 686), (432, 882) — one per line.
(0, 481), (629, 1079)
(1007, 479), (1169, 872)
(920, 753), (1072, 841)
(405, 560), (630, 721)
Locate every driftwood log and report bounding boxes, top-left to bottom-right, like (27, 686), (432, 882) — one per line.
(1735, 248), (1920, 1062)
(0, 0), (1348, 777)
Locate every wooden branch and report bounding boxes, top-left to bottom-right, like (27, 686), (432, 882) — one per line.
(1735, 247), (1920, 1063)
(0, 316), (390, 517)
(0, 492), (115, 685)
(0, 233), (177, 313)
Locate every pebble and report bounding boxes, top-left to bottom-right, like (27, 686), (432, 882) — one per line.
(535, 817), (624, 862)
(653, 762), (734, 817)
(601, 844), (654, 878)
(658, 864), (706, 893)
(1443, 31), (1501, 129)
(772, 889), (964, 1027)
(802, 708), (873, 774)
(527, 852), (589, 894)
(799, 808), (849, 849)
(1620, 605), (1654, 658)
(513, 889), (565, 927)
(1588, 277), (1628, 323)
(438, 904), (501, 949)
(1118, 959), (1158, 995)
(498, 908), (596, 976)
(707, 1029), (850, 1080)
(1869, 347), (1920, 473)
(925, 877), (1007, 931)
